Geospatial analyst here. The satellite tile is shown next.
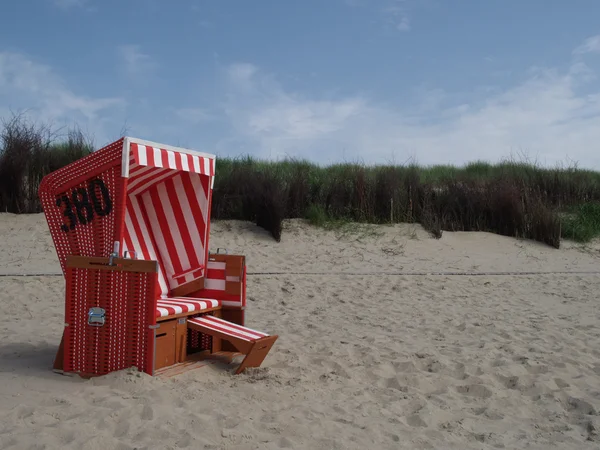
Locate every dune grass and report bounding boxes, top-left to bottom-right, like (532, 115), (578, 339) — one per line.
(560, 203), (600, 243)
(0, 114), (93, 214)
(1, 113), (600, 247)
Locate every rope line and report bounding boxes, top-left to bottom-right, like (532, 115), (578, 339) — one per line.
(251, 270), (600, 276)
(1, 270), (599, 277)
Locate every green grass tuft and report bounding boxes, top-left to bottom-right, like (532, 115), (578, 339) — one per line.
(560, 203), (600, 243)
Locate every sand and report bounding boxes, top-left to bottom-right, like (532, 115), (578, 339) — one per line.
(1, 213), (600, 449)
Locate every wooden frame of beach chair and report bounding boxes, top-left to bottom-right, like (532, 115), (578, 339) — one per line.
(39, 136), (277, 377)
(53, 253), (277, 376)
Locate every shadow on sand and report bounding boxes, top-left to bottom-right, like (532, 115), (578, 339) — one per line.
(0, 342), (59, 379)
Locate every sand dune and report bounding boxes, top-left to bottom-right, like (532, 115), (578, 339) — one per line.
(1, 213), (600, 449)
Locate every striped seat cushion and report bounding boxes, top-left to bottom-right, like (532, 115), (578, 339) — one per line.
(156, 297), (220, 319)
(188, 316), (268, 342)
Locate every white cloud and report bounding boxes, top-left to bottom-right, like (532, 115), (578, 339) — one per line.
(383, 0), (411, 32)
(222, 63), (369, 160)
(220, 38), (600, 169)
(117, 44), (156, 80)
(0, 51), (125, 143)
(573, 34), (600, 55)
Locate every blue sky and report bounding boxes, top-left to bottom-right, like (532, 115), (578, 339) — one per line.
(1, 1), (600, 168)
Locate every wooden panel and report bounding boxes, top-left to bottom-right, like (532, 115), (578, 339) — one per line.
(175, 318), (188, 363)
(207, 253), (227, 263)
(208, 253), (245, 273)
(211, 254), (243, 296)
(66, 255), (158, 273)
(221, 308), (244, 326)
(224, 256), (244, 277)
(170, 276), (205, 297)
(225, 280), (241, 296)
(154, 319), (176, 370)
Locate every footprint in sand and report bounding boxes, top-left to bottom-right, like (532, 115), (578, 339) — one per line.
(455, 384), (493, 399)
(416, 358), (445, 374)
(385, 377), (408, 392)
(58, 429), (76, 445)
(442, 362), (468, 380)
(141, 405), (154, 421)
(394, 361), (418, 373)
(526, 363), (549, 374)
(388, 433), (401, 442)
(495, 374), (519, 389)
(176, 431), (193, 448)
(114, 419), (129, 438)
(406, 414), (428, 427)
(564, 396), (597, 415)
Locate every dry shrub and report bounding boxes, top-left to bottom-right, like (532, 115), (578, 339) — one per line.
(285, 162), (311, 218)
(0, 112), (589, 246)
(411, 178), (561, 247)
(210, 158), (286, 241)
(0, 114), (52, 213)
(0, 113), (92, 213)
(252, 170), (286, 242)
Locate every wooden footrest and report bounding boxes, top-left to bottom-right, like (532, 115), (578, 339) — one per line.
(187, 316), (278, 374)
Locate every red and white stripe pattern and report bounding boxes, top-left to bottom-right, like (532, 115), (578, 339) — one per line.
(156, 298), (220, 319)
(195, 260), (245, 307)
(130, 142), (214, 177)
(122, 143), (213, 296)
(188, 316), (268, 342)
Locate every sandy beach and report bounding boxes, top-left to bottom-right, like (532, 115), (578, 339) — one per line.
(1, 212), (600, 450)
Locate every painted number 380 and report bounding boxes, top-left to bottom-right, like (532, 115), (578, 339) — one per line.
(55, 179), (113, 232)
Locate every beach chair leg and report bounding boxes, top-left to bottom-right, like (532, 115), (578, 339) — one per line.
(234, 335), (278, 375)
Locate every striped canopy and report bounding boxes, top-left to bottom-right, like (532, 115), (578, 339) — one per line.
(126, 141), (215, 178)
(122, 138), (215, 296)
(39, 136), (216, 298)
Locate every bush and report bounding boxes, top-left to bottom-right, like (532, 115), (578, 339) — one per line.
(560, 202), (600, 242)
(0, 113), (92, 213)
(3, 113), (600, 247)
(305, 204), (328, 227)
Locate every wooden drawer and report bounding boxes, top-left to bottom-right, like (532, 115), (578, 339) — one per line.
(154, 319), (177, 370)
(153, 318), (189, 371)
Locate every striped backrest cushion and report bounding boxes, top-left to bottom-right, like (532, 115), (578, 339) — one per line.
(123, 170), (211, 297)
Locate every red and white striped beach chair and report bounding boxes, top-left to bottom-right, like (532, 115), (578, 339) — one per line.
(39, 137), (277, 377)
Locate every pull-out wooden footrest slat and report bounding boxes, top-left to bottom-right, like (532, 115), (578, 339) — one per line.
(187, 316), (278, 374)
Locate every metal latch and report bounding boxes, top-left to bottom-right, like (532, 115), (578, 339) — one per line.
(88, 307), (106, 326)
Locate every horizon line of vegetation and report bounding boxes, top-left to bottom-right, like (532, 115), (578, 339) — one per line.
(1, 112), (599, 247)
